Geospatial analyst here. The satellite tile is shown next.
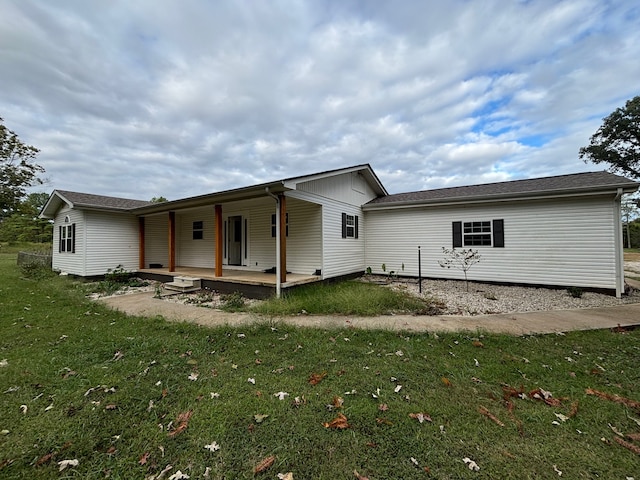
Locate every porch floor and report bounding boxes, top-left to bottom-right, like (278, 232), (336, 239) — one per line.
(138, 266), (321, 288)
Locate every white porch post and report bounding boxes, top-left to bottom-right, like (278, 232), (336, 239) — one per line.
(266, 187), (282, 298)
(614, 188), (624, 298)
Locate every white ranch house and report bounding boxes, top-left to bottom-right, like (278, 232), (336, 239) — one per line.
(40, 164), (638, 298)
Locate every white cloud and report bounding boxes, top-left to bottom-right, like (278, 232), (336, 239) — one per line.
(0, 0), (638, 201)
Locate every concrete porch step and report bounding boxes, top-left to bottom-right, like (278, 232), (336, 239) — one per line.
(164, 276), (202, 292)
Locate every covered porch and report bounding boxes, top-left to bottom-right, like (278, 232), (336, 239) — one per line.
(137, 266), (321, 299)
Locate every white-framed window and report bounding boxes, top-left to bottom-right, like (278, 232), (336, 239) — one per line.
(59, 221), (76, 253)
(341, 213), (359, 239)
(452, 219), (504, 248)
(463, 221), (492, 246)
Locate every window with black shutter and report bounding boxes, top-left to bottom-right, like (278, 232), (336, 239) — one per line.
(452, 219), (504, 247)
(59, 223), (76, 253)
(342, 213), (358, 238)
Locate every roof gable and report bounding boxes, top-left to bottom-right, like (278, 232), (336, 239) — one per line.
(365, 171), (639, 209)
(40, 190), (153, 218)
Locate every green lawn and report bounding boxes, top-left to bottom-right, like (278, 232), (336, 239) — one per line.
(1, 253), (639, 479)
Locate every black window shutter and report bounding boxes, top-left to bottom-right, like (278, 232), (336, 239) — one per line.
(355, 215), (359, 239)
(452, 221), (462, 247)
(341, 213), (347, 238)
(492, 219), (504, 247)
(71, 223), (76, 253)
(59, 226), (63, 252)
(271, 214), (276, 237)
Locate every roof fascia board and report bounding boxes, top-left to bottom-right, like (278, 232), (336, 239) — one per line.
(133, 181), (289, 215)
(283, 164), (388, 195)
(39, 190), (71, 219)
(363, 187), (637, 211)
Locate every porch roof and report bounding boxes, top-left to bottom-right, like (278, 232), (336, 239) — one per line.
(131, 163), (386, 216)
(131, 180), (290, 216)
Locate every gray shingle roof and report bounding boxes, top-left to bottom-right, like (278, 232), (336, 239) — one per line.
(366, 171), (639, 207)
(56, 190), (153, 210)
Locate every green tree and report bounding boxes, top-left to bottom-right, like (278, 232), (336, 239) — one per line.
(0, 192), (52, 243)
(629, 219), (640, 249)
(1, 117), (44, 218)
(579, 96), (640, 180)
(150, 196), (168, 203)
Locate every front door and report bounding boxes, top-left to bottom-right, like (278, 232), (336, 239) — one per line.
(228, 215), (242, 266)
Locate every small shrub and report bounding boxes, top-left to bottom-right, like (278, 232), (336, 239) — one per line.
(96, 265), (134, 295)
(105, 265), (131, 283)
(438, 247), (482, 292)
(19, 261), (55, 280)
(220, 291), (246, 312)
(184, 289), (216, 306)
(567, 286), (584, 298)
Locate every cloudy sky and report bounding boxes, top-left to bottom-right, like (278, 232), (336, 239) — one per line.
(1, 0), (639, 201)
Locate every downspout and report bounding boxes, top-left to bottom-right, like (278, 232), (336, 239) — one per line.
(265, 187), (281, 298)
(614, 188), (623, 298)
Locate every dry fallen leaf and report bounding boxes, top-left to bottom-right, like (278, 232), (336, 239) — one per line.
(204, 441), (220, 452)
(168, 470), (190, 480)
(35, 453), (53, 467)
(332, 396), (344, 408)
(409, 412), (432, 424)
(57, 459), (79, 471)
(613, 436), (640, 455)
(353, 470), (369, 479)
(253, 455), (276, 474)
(586, 388), (640, 410)
(168, 410), (193, 437)
(308, 372), (327, 385)
(441, 377), (452, 387)
(145, 463), (173, 480)
(323, 413), (350, 429)
(139, 452), (150, 465)
(463, 457), (480, 471)
(478, 406), (505, 427)
(277, 473), (294, 480)
(253, 414), (269, 424)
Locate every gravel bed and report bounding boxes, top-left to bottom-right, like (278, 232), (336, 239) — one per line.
(384, 277), (640, 316)
(91, 276), (640, 317)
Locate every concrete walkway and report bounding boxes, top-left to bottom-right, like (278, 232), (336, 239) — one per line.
(98, 291), (640, 335)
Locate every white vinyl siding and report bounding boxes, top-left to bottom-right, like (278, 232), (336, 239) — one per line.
(322, 199), (365, 278)
(296, 172), (378, 206)
(228, 198), (322, 275)
(83, 211), (139, 276)
(177, 208), (215, 268)
(144, 214), (168, 267)
(52, 207), (84, 275)
(286, 200), (322, 276)
(365, 196), (619, 290)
